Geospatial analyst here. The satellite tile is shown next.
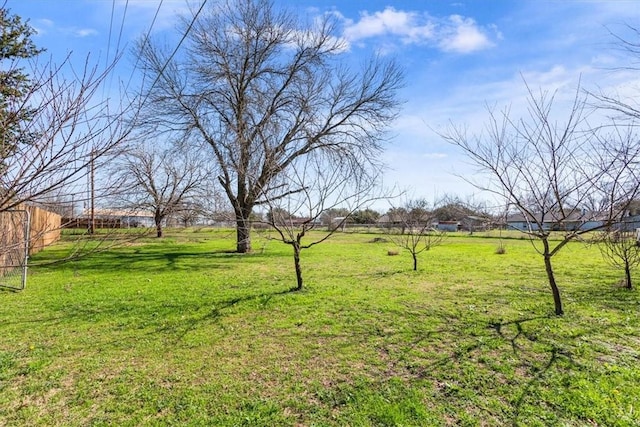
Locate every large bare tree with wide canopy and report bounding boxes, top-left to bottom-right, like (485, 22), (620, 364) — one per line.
(135, 0), (403, 253)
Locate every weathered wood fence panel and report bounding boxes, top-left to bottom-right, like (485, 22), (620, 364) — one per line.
(26, 205), (62, 254)
(0, 210), (29, 283)
(1, 206), (62, 255)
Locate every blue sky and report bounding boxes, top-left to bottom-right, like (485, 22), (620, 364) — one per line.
(6, 0), (640, 208)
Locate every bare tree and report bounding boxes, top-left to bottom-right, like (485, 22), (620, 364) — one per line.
(27, 188), (77, 218)
(385, 199), (446, 271)
(0, 8), (130, 214)
(262, 154), (382, 290)
(189, 184), (234, 226)
(441, 83), (640, 315)
(175, 201), (206, 227)
(111, 143), (208, 238)
(135, 0), (403, 253)
(598, 229), (640, 289)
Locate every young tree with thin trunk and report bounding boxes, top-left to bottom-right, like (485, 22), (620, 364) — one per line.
(385, 199), (446, 271)
(598, 229), (640, 289)
(135, 0), (403, 253)
(263, 154), (381, 291)
(441, 83), (640, 315)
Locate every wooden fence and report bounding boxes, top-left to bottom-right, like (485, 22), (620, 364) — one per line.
(26, 205), (62, 254)
(0, 205), (60, 284)
(0, 205), (62, 255)
(0, 210), (29, 280)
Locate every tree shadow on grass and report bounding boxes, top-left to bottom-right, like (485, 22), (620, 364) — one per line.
(0, 286), (299, 353)
(486, 316), (579, 426)
(483, 311), (640, 426)
(487, 316), (550, 357)
(569, 283), (638, 312)
(374, 311), (591, 425)
(0, 285), (23, 293)
(36, 248), (287, 274)
(153, 287), (296, 345)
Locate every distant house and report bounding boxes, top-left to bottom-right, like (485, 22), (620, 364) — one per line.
(434, 220), (459, 232)
(81, 209), (155, 228)
(505, 213), (537, 232)
(376, 213), (437, 232)
(375, 214), (397, 228)
(329, 216), (348, 231)
(616, 213), (640, 232)
(506, 211), (605, 232)
(460, 215), (492, 232)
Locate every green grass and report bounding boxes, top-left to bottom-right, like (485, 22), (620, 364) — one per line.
(1, 228), (639, 426)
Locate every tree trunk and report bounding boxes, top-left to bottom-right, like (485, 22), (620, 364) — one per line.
(412, 252), (418, 271)
(293, 242), (303, 290)
(235, 214), (252, 253)
(625, 263), (633, 289)
(155, 213), (163, 238)
(543, 253), (563, 315)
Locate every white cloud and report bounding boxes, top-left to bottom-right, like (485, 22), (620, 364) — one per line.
(341, 7), (496, 54)
(438, 15), (494, 53)
(353, 1), (640, 202)
(74, 28), (99, 38)
(519, 65), (575, 90)
(343, 7), (434, 44)
(415, 67), (583, 135)
(30, 18), (97, 39)
(31, 18), (54, 36)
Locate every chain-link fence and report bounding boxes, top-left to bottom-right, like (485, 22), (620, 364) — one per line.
(0, 210), (30, 290)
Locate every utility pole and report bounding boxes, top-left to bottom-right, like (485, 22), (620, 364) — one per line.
(89, 149), (95, 235)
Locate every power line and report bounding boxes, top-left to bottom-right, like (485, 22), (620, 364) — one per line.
(105, 0), (115, 70)
(114, 0), (129, 60)
(123, 0), (164, 94)
(137, 0), (208, 107)
(104, 0), (129, 102)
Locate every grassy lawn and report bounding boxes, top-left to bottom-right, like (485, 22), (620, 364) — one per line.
(1, 228), (639, 426)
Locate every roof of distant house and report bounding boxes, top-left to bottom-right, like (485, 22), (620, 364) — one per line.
(80, 208), (154, 218)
